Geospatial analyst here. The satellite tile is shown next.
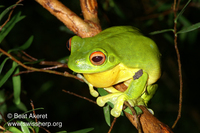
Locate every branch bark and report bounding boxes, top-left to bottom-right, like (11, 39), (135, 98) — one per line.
(125, 106), (173, 133)
(115, 83), (174, 133)
(35, 0), (174, 132)
(35, 0), (101, 37)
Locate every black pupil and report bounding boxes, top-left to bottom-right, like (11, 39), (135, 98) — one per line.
(67, 41), (70, 49)
(92, 56), (103, 62)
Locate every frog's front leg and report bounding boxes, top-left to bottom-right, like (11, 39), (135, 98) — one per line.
(97, 69), (148, 117)
(77, 74), (99, 97)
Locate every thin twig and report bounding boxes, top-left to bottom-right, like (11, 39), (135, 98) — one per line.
(13, 65), (66, 76)
(0, 125), (12, 133)
(21, 51), (38, 61)
(39, 61), (68, 68)
(0, 0), (23, 31)
(30, 100), (50, 133)
(0, 48), (82, 81)
(20, 51), (68, 67)
(0, 112), (7, 123)
(13, 70), (34, 76)
(108, 117), (117, 133)
(125, 102), (143, 133)
(137, 2), (196, 21)
(62, 89), (96, 104)
(172, 0), (183, 128)
(30, 100), (38, 123)
(41, 64), (65, 70)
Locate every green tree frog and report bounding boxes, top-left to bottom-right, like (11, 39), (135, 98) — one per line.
(67, 26), (161, 117)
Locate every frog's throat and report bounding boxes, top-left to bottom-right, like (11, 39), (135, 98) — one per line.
(83, 64), (141, 88)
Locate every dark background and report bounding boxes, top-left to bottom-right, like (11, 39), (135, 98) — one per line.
(0, 0), (200, 132)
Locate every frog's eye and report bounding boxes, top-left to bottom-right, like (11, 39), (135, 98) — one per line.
(90, 51), (106, 65)
(66, 38), (72, 51)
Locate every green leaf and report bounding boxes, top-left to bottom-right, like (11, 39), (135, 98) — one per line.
(69, 128), (94, 133)
(0, 102), (7, 123)
(103, 104), (111, 126)
(110, 0), (125, 19)
(57, 56), (69, 64)
(18, 121), (30, 133)
(0, 57), (9, 74)
(0, 90), (7, 123)
(8, 35), (34, 53)
(97, 88), (109, 96)
(124, 106), (143, 115)
(33, 81), (53, 99)
(124, 107), (133, 115)
(0, 5), (5, 8)
(178, 15), (192, 42)
(175, 0), (191, 23)
(56, 131), (67, 133)
(157, 3), (172, 12)
(134, 106), (143, 115)
(0, 12), (25, 43)
(16, 35), (34, 50)
(15, 102), (27, 112)
(25, 118), (40, 131)
(177, 22), (200, 34)
(33, 126), (40, 133)
(0, 4), (22, 22)
(8, 126), (23, 133)
(179, 15), (192, 27)
(0, 61), (17, 88)
(0, 90), (6, 102)
(149, 29), (174, 35)
(12, 63), (21, 105)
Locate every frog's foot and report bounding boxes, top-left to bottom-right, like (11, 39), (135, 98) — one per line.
(77, 74), (99, 97)
(96, 87), (139, 117)
(97, 92), (127, 117)
(141, 84), (158, 106)
(96, 70), (149, 117)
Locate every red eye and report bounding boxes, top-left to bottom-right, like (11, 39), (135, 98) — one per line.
(90, 51), (106, 65)
(66, 38), (72, 51)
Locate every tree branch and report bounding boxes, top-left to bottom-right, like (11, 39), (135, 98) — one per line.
(125, 106), (174, 133)
(172, 0), (183, 128)
(35, 0), (101, 37)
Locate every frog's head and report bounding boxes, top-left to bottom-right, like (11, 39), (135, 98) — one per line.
(67, 35), (120, 73)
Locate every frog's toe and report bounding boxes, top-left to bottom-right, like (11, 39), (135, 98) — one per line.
(111, 94), (127, 117)
(89, 88), (99, 97)
(111, 108), (121, 117)
(96, 93), (121, 107)
(97, 92), (129, 117)
(96, 96), (105, 107)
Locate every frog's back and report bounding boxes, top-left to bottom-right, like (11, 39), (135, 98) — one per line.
(93, 26), (161, 84)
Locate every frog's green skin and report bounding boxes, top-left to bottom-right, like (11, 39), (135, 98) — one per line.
(67, 26), (161, 117)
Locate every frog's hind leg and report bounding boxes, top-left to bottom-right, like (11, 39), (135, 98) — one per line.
(96, 70), (149, 117)
(141, 84), (158, 106)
